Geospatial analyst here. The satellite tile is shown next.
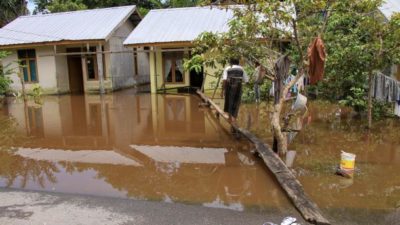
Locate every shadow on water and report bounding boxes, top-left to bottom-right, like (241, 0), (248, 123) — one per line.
(237, 101), (400, 224)
(0, 89), (295, 215)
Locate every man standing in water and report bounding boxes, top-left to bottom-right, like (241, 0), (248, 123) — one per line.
(221, 58), (249, 125)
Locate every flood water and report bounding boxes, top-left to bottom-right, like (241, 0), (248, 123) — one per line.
(0, 89), (294, 216)
(1, 90), (399, 224)
(238, 101), (400, 224)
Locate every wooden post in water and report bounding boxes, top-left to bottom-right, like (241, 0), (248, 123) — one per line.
(196, 90), (330, 225)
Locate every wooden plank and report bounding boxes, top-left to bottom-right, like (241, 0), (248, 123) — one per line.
(196, 90), (330, 225)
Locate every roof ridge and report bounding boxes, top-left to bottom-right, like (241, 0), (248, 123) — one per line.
(19, 5), (136, 18)
(148, 6), (233, 13)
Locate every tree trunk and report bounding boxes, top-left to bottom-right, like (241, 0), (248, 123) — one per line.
(271, 101), (287, 155)
(367, 70), (373, 129)
(271, 69), (305, 155)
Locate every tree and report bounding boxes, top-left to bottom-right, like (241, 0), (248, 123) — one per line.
(318, 1), (400, 128)
(0, 51), (13, 96)
(186, 0), (328, 155)
(0, 0), (29, 27)
(46, 0), (87, 12)
(33, 0), (200, 14)
(166, 0), (199, 7)
(187, 0), (400, 154)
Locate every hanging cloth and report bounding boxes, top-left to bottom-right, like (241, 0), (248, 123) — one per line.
(274, 55), (291, 100)
(307, 36), (326, 84)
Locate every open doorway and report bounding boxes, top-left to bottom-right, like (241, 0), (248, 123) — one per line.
(190, 67), (204, 89)
(67, 48), (84, 94)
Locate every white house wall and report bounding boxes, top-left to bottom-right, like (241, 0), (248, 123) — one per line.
(54, 46), (70, 94)
(37, 47), (58, 93)
(109, 20), (136, 90)
(136, 46), (150, 84)
(2, 47), (60, 94)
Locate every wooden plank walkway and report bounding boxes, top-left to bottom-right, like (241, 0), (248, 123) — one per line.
(196, 90), (330, 225)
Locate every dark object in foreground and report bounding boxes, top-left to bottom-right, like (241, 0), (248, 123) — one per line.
(196, 90), (330, 225)
(335, 167), (354, 179)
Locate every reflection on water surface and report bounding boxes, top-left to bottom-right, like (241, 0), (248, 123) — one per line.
(0, 90), (291, 213)
(238, 101), (400, 224)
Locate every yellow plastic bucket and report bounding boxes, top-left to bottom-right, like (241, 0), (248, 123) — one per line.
(340, 151), (356, 171)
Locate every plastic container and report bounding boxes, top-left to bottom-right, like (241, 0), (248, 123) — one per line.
(292, 93), (307, 111)
(340, 151), (356, 171)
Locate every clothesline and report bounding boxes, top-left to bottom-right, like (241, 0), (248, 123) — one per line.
(372, 72), (400, 103)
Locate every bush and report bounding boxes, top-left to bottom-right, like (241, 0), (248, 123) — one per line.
(0, 75), (12, 96)
(0, 52), (13, 96)
(338, 87), (394, 119)
(339, 87), (367, 113)
(372, 100), (394, 120)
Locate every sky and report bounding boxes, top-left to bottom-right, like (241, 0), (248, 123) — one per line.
(27, 0), (36, 14)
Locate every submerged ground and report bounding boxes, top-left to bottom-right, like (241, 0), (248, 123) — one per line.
(0, 88), (399, 224)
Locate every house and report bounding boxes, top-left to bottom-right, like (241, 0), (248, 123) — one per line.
(123, 7), (236, 94)
(0, 5), (149, 94)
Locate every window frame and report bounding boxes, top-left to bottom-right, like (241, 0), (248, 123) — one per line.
(162, 51), (185, 84)
(85, 47), (99, 81)
(18, 49), (39, 83)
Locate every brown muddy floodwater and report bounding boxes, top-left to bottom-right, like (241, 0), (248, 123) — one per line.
(237, 101), (400, 224)
(0, 89), (295, 217)
(1, 90), (400, 224)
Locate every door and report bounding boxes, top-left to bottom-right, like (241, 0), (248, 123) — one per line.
(67, 50), (84, 94)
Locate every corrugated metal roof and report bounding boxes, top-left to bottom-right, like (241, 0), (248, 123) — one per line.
(0, 5), (137, 47)
(380, 0), (400, 19)
(123, 7), (235, 46)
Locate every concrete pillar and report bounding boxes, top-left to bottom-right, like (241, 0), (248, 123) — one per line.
(149, 47), (157, 93)
(96, 44), (105, 94)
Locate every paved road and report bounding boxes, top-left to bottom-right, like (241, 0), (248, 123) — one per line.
(0, 188), (305, 225)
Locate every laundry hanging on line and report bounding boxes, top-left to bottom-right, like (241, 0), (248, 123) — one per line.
(307, 36), (326, 85)
(371, 72), (400, 103)
(371, 72), (400, 117)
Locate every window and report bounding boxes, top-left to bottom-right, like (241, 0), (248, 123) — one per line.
(163, 52), (184, 83)
(18, 49), (38, 83)
(86, 47), (98, 80)
(164, 97), (186, 131)
(85, 47), (106, 81)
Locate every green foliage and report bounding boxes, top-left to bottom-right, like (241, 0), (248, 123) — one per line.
(0, 116), (20, 151)
(187, 1), (327, 104)
(338, 87), (393, 119)
(319, 1), (400, 102)
(0, 0), (28, 27)
(46, 0), (87, 12)
(183, 55), (204, 73)
(339, 87), (367, 112)
(31, 84), (43, 97)
(372, 100), (394, 120)
(241, 81), (272, 103)
(34, 0), (200, 14)
(31, 84), (43, 105)
(167, 0), (199, 7)
(0, 51), (13, 96)
(0, 76), (12, 96)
